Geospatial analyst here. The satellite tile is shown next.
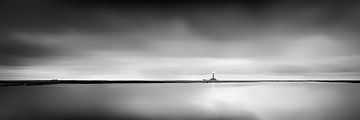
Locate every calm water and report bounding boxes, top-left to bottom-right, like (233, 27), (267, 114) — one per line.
(1, 83), (360, 120)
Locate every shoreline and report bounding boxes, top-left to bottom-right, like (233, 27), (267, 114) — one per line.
(1, 80), (360, 86)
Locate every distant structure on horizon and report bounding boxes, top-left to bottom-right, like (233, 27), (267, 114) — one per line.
(203, 72), (218, 82)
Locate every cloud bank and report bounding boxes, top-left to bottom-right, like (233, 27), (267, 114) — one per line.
(1, 0), (360, 80)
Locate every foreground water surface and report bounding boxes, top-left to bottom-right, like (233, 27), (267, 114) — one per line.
(1, 82), (360, 120)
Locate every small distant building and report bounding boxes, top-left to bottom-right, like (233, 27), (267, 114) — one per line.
(209, 72), (217, 81)
(203, 72), (218, 82)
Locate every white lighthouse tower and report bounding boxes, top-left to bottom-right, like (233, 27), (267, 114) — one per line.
(209, 71), (217, 81)
(202, 71), (218, 82)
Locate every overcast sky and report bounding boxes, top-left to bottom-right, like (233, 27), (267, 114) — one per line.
(1, 0), (360, 80)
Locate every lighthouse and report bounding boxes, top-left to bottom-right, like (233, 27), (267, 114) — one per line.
(209, 71), (217, 81)
(202, 71), (218, 82)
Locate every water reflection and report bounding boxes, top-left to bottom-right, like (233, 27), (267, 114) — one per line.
(197, 83), (342, 120)
(0, 83), (360, 120)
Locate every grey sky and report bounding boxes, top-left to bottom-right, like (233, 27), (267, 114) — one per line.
(1, 0), (360, 80)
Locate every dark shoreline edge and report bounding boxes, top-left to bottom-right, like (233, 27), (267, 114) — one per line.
(0, 80), (360, 86)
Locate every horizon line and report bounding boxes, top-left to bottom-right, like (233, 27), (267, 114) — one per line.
(1, 79), (360, 86)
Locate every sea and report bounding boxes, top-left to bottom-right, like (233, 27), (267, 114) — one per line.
(0, 82), (360, 120)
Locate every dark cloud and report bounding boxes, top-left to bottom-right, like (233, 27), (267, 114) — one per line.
(0, 0), (119, 34)
(0, 34), (58, 66)
(2, 0), (360, 39)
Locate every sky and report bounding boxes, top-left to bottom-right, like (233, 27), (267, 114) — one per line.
(1, 0), (360, 80)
